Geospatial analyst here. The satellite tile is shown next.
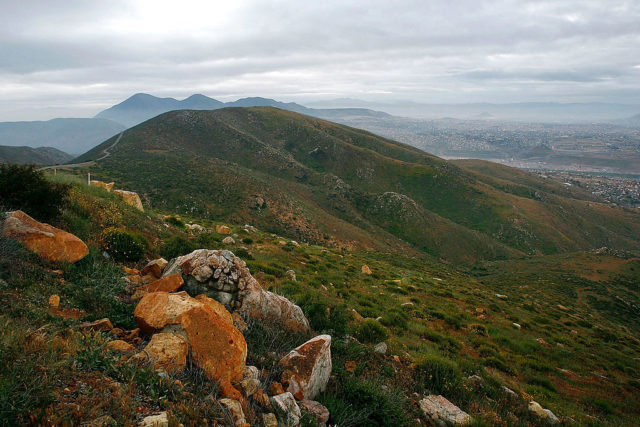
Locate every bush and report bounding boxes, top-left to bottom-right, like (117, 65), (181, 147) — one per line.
(101, 227), (147, 261)
(300, 294), (352, 337)
(380, 309), (408, 330)
(352, 319), (389, 344)
(415, 355), (463, 396)
(159, 235), (196, 260)
(241, 237), (253, 244)
(0, 164), (68, 222)
(164, 215), (184, 228)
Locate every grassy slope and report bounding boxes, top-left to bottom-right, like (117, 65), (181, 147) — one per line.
(75, 107), (640, 264)
(1, 174), (638, 425)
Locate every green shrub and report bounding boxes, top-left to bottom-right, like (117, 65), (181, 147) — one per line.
(159, 235), (196, 260)
(241, 237), (253, 244)
(164, 215), (184, 228)
(380, 309), (408, 330)
(101, 227), (147, 261)
(0, 164), (69, 222)
(300, 294), (352, 336)
(233, 248), (254, 260)
(470, 323), (488, 336)
(353, 319), (389, 344)
(415, 355), (463, 396)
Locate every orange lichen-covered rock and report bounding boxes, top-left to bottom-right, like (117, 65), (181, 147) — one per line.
(133, 291), (201, 334)
(179, 304), (247, 400)
(139, 274), (184, 293)
(113, 189), (144, 211)
(139, 332), (189, 373)
(361, 265), (372, 275)
(194, 294), (234, 326)
(106, 339), (135, 354)
(3, 210), (89, 263)
(215, 224), (232, 234)
(279, 335), (332, 400)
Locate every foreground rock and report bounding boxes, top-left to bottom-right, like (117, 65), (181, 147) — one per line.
(3, 210), (89, 263)
(279, 335), (332, 400)
(163, 249), (310, 333)
(113, 189), (144, 211)
(133, 291), (246, 399)
(135, 332), (188, 373)
(528, 401), (560, 424)
(419, 395), (471, 425)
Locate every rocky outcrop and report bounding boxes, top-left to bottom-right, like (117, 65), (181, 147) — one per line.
(133, 291), (247, 400)
(163, 249), (310, 333)
(3, 210), (89, 263)
(279, 335), (332, 400)
(419, 395), (471, 425)
(113, 189), (144, 211)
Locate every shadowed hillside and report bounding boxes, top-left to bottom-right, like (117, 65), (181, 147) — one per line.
(77, 107), (640, 263)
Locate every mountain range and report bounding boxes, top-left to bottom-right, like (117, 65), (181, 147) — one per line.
(0, 145), (73, 165)
(76, 107), (640, 264)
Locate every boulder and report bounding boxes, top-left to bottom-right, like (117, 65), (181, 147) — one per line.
(361, 265), (372, 275)
(164, 249), (310, 333)
(141, 258), (168, 278)
(216, 225), (232, 234)
(134, 292), (201, 334)
(528, 401), (559, 424)
(113, 189), (144, 211)
(222, 236), (235, 245)
(419, 395), (471, 425)
(139, 412), (168, 427)
(279, 335), (332, 400)
(219, 398), (247, 426)
(299, 400), (330, 424)
(136, 332), (188, 373)
(89, 180), (114, 192)
(138, 274), (184, 293)
(179, 304), (247, 400)
(270, 392), (302, 427)
(3, 210), (88, 263)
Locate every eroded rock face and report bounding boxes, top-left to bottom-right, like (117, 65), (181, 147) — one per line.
(419, 395), (471, 425)
(113, 189), (144, 211)
(163, 249), (310, 333)
(279, 335), (332, 400)
(3, 210), (89, 263)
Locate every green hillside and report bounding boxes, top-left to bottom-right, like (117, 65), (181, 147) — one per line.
(76, 107), (640, 263)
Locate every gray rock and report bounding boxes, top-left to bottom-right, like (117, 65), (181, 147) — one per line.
(374, 342), (388, 354)
(270, 392), (302, 426)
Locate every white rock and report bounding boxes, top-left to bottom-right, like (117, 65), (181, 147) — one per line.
(279, 335), (332, 400)
(139, 412), (168, 427)
(419, 395), (471, 425)
(270, 392), (302, 426)
(528, 401), (559, 424)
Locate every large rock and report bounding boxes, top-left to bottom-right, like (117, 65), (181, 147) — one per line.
(419, 395), (471, 425)
(113, 189), (144, 211)
(3, 210), (89, 263)
(279, 335), (332, 400)
(163, 249), (310, 333)
(270, 392), (302, 427)
(133, 291), (202, 334)
(136, 332), (188, 373)
(139, 274), (184, 293)
(179, 304), (247, 400)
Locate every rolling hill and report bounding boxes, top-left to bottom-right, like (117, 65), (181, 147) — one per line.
(77, 107), (640, 263)
(0, 145), (73, 165)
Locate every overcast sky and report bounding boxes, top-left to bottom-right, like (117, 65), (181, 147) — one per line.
(1, 0), (639, 121)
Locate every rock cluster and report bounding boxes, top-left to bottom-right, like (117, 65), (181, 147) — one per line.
(162, 249), (310, 333)
(2, 210), (89, 263)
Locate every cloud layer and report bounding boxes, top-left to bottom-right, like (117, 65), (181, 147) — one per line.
(1, 0), (639, 120)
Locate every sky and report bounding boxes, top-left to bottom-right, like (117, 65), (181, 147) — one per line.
(1, 0), (639, 121)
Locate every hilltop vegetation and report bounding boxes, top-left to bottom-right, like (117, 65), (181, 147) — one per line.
(0, 169), (638, 425)
(77, 107), (640, 264)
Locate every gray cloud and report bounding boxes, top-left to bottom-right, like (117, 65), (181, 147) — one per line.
(0, 0), (639, 120)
